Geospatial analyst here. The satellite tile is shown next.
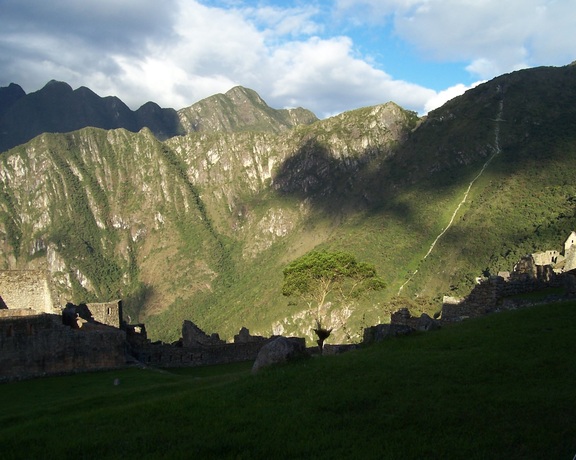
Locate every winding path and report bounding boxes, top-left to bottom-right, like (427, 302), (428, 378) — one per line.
(397, 98), (504, 295)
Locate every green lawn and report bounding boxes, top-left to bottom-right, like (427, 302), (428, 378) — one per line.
(1, 301), (575, 459)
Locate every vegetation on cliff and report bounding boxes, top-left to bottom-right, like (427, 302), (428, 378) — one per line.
(1, 65), (576, 343)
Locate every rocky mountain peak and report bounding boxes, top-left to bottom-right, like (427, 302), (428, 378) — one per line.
(0, 83), (26, 118)
(177, 86), (318, 134)
(43, 79), (73, 91)
(225, 86), (267, 107)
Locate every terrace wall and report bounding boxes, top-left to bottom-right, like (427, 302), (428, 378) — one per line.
(0, 313), (126, 381)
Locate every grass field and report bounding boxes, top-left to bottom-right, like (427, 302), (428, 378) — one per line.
(1, 301), (575, 459)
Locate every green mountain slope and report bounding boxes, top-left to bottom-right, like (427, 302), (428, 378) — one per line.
(1, 65), (576, 344)
(177, 86), (318, 133)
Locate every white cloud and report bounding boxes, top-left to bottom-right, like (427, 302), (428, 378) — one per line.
(424, 81), (484, 113)
(74, 0), (438, 116)
(268, 36), (435, 116)
(336, 0), (576, 79)
(245, 5), (323, 38)
(3, 0), (571, 119)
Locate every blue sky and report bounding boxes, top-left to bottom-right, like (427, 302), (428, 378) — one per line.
(1, 0), (574, 117)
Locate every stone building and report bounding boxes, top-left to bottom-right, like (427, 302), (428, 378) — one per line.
(0, 270), (56, 313)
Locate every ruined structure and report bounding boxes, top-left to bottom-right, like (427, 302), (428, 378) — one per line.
(366, 232), (576, 342)
(0, 270), (128, 380)
(439, 233), (576, 323)
(4, 232), (576, 380)
(125, 322), (275, 368)
(0, 311), (126, 380)
(0, 270), (285, 380)
(0, 270), (56, 313)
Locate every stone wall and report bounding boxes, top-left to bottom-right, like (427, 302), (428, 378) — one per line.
(441, 269), (568, 323)
(182, 320), (225, 347)
(0, 266), (305, 379)
(0, 313), (126, 381)
(129, 340), (274, 368)
(86, 300), (122, 328)
(0, 270), (56, 313)
(126, 323), (277, 368)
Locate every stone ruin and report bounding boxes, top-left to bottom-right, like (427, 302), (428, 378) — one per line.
(364, 232), (576, 343)
(4, 232), (576, 379)
(0, 303), (126, 381)
(440, 246), (576, 324)
(125, 321), (285, 369)
(363, 309), (441, 344)
(0, 270), (57, 314)
(0, 269), (303, 380)
(0, 270), (127, 381)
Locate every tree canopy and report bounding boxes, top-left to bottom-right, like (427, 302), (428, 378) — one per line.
(282, 250), (386, 350)
(282, 250), (386, 313)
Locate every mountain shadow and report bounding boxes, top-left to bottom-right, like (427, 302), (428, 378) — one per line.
(273, 137), (376, 213)
(0, 80), (184, 153)
(0, 82), (318, 154)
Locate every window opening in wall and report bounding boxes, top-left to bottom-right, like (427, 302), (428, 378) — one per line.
(107, 307), (111, 315)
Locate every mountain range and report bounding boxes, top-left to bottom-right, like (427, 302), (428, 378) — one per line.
(0, 81), (317, 152)
(1, 63), (575, 344)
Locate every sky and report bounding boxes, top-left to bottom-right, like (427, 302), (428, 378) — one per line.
(0, 0), (574, 118)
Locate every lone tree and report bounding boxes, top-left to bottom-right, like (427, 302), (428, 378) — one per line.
(282, 250), (385, 352)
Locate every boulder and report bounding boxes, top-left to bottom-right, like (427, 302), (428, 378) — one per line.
(251, 336), (307, 374)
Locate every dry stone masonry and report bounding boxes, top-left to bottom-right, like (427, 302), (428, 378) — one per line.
(0, 270), (56, 313)
(367, 232), (576, 342)
(0, 270), (296, 380)
(3, 231), (576, 380)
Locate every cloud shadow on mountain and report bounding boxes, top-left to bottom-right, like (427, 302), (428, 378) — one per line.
(272, 137), (417, 222)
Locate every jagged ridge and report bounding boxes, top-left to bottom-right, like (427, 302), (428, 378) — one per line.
(0, 82), (318, 153)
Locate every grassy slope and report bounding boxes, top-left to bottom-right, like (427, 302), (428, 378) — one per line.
(1, 301), (575, 459)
